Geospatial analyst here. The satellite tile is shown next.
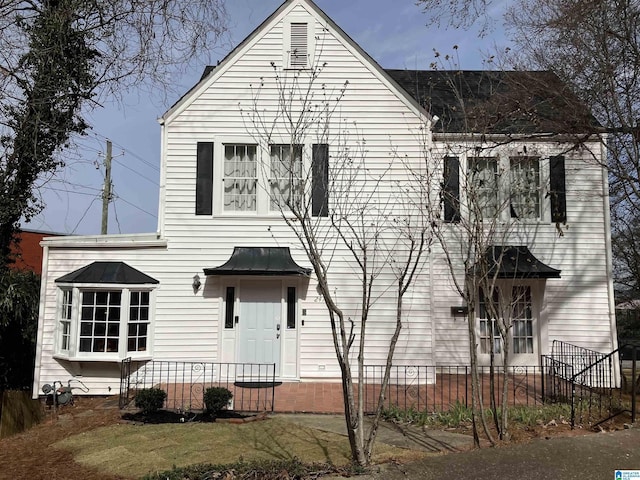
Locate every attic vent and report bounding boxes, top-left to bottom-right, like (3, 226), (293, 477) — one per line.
(290, 22), (308, 68)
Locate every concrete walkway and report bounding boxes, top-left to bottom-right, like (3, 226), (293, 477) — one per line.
(278, 414), (640, 480)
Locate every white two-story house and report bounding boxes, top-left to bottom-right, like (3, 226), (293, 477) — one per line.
(33, 0), (617, 412)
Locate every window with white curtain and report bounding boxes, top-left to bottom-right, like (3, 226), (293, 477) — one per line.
(510, 157), (540, 219)
(224, 144), (257, 211)
(469, 157), (499, 219)
(270, 144), (302, 210)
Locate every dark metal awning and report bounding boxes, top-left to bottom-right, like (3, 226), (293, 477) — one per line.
(204, 247), (311, 276)
(477, 246), (561, 279)
(55, 261), (159, 284)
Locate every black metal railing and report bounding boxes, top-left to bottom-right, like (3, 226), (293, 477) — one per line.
(119, 359), (277, 413)
(361, 365), (544, 414)
(542, 341), (639, 427)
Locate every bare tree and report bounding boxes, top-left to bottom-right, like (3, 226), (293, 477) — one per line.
(417, 0), (640, 299)
(0, 0), (229, 269)
(240, 55), (432, 466)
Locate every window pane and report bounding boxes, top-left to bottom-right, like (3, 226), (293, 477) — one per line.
(79, 290), (123, 354)
(510, 157), (540, 219)
(224, 145), (257, 211)
(512, 286), (534, 354)
(127, 290), (151, 354)
(287, 287), (296, 329)
(270, 145), (303, 210)
(225, 287), (235, 329)
(470, 158), (498, 219)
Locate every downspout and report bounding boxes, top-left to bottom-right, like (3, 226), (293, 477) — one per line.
(157, 117), (167, 238)
(600, 136), (620, 387)
(428, 115), (438, 370)
(31, 243), (49, 399)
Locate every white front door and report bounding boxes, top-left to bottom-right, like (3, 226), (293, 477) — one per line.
(238, 281), (282, 376)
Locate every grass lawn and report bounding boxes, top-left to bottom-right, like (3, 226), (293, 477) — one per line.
(54, 416), (421, 479)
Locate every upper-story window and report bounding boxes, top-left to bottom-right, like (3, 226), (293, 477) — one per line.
(510, 157), (540, 219)
(270, 144), (303, 210)
(444, 153), (565, 224)
(469, 157), (498, 219)
(224, 144), (257, 212)
(196, 141), (329, 217)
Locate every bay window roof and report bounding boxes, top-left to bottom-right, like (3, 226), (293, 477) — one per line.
(55, 261), (159, 284)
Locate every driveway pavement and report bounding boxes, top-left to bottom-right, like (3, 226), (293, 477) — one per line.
(279, 414), (640, 480)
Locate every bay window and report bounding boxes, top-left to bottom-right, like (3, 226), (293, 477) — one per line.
(56, 287), (154, 360)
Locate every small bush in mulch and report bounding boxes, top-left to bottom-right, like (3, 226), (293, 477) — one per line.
(141, 458), (357, 480)
(134, 388), (167, 415)
(204, 386), (233, 417)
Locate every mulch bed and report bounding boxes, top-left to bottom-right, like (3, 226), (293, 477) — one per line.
(121, 409), (267, 424)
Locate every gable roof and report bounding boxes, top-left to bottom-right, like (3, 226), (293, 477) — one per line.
(386, 69), (599, 134)
(162, 0), (427, 123)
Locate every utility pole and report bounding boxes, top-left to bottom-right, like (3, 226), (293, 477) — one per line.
(101, 139), (112, 234)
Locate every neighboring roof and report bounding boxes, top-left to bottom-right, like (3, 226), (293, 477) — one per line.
(477, 246), (561, 279)
(386, 69), (599, 134)
(55, 262), (159, 284)
(204, 247), (311, 276)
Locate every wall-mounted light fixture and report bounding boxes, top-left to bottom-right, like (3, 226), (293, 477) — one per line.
(192, 274), (201, 294)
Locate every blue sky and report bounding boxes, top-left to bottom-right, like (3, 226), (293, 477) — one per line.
(26, 0), (507, 236)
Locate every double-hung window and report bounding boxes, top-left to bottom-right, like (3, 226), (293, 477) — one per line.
(469, 157), (499, 219)
(510, 157), (540, 219)
(270, 144), (303, 211)
(59, 289), (73, 352)
(224, 144), (257, 212)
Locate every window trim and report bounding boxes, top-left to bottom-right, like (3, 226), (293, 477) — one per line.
(214, 141), (311, 217)
(54, 283), (156, 362)
(460, 152), (551, 224)
(476, 281), (541, 364)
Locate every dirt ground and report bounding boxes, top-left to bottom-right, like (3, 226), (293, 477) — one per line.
(0, 397), (627, 480)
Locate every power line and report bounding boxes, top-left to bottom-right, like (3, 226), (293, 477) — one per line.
(112, 190), (158, 218)
(90, 132), (160, 172)
(112, 156), (159, 185)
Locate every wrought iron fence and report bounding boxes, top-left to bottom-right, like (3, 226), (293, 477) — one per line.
(542, 341), (638, 427)
(361, 365), (544, 414)
(119, 359), (277, 412)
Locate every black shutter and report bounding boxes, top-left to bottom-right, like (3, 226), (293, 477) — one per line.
(443, 156), (460, 223)
(312, 144), (329, 217)
(196, 142), (214, 215)
(550, 155), (566, 223)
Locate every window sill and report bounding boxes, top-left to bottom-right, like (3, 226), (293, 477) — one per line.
(53, 353), (152, 363)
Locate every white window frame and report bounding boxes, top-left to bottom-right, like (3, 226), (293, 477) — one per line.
(283, 18), (315, 69)
(54, 284), (156, 361)
(222, 143), (258, 213)
(461, 151), (550, 223)
(509, 156), (542, 220)
(269, 144), (303, 212)
(215, 140), (309, 216)
(476, 281), (541, 365)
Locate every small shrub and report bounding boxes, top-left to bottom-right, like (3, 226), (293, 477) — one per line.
(203, 387), (233, 415)
(134, 388), (167, 415)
